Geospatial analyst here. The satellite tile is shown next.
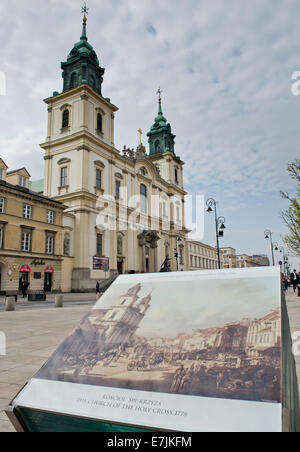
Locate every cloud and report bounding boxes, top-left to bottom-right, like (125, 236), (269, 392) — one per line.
(0, 0), (299, 264)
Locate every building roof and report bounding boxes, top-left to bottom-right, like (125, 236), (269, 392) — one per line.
(0, 179), (63, 207)
(0, 158), (8, 169)
(6, 167), (31, 177)
(29, 179), (44, 194)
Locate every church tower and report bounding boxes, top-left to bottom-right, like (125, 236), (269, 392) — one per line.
(101, 285), (152, 349)
(147, 90), (184, 189)
(41, 10), (120, 291)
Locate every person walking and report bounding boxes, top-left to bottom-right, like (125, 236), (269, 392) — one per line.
(20, 279), (26, 298)
(96, 281), (100, 296)
(282, 274), (289, 292)
(297, 272), (300, 299)
(290, 270), (298, 293)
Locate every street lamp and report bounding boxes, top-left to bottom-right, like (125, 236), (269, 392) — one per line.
(174, 237), (182, 272)
(264, 230), (275, 266)
(206, 198), (227, 269)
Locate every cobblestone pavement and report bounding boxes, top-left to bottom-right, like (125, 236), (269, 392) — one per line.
(0, 291), (299, 432)
(0, 304), (92, 432)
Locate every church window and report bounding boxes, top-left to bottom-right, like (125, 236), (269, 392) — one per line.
(96, 234), (103, 257)
(110, 311), (117, 320)
(175, 168), (179, 184)
(117, 235), (123, 256)
(62, 109), (69, 129)
(115, 180), (121, 199)
(140, 184), (147, 214)
(155, 140), (160, 153)
(97, 113), (103, 132)
(70, 72), (78, 89)
(121, 300), (126, 305)
(96, 169), (102, 189)
(61, 167), (68, 187)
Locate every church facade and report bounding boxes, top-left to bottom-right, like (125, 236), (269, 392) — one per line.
(41, 15), (188, 292)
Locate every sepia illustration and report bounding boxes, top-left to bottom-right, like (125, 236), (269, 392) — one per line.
(37, 276), (281, 404)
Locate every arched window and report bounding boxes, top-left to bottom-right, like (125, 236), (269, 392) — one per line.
(155, 140), (161, 153)
(62, 109), (69, 129)
(97, 113), (103, 132)
(140, 184), (148, 214)
(70, 72), (78, 89)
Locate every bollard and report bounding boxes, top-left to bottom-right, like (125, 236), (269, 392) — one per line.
(5, 297), (15, 312)
(55, 295), (64, 308)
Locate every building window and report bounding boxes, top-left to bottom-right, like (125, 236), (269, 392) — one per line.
(96, 169), (102, 189)
(61, 167), (68, 187)
(0, 225), (4, 249)
(175, 168), (179, 184)
(47, 210), (54, 225)
(23, 204), (32, 219)
(21, 230), (32, 252)
(96, 234), (103, 257)
(0, 169), (3, 180)
(179, 245), (184, 266)
(62, 109), (69, 129)
(46, 233), (55, 255)
(18, 176), (27, 188)
(115, 180), (121, 199)
(140, 184), (147, 214)
(97, 113), (103, 132)
(0, 198), (4, 213)
(70, 72), (78, 89)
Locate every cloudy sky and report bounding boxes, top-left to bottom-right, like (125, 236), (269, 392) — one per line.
(95, 272), (280, 337)
(0, 0), (299, 267)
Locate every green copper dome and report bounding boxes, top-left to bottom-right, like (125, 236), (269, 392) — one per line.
(61, 17), (105, 96)
(147, 95), (176, 156)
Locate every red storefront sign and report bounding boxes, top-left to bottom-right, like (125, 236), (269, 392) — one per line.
(20, 265), (31, 273)
(45, 266), (54, 274)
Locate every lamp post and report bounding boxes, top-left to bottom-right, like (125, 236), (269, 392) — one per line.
(279, 246), (288, 276)
(264, 230), (275, 266)
(174, 237), (182, 272)
(206, 198), (226, 270)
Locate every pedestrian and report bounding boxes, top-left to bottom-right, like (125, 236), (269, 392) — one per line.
(282, 274), (288, 292)
(20, 279), (26, 298)
(297, 272), (300, 299)
(96, 281), (100, 295)
(25, 281), (30, 298)
(290, 269), (298, 293)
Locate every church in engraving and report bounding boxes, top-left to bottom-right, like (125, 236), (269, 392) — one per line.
(41, 12), (188, 291)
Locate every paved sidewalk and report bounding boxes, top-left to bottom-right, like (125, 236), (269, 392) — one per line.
(0, 291), (299, 432)
(286, 289), (300, 397)
(0, 304), (92, 432)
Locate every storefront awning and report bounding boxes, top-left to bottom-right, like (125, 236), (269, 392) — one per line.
(20, 265), (31, 273)
(45, 266), (54, 274)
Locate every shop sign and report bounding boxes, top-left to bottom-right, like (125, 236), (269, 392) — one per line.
(31, 259), (46, 267)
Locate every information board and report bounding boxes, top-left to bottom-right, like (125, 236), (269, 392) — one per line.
(11, 267), (284, 432)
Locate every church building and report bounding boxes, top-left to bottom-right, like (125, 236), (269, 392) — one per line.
(41, 13), (188, 291)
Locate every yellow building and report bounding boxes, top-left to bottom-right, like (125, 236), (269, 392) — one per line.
(186, 240), (219, 270)
(0, 160), (66, 294)
(40, 16), (188, 291)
